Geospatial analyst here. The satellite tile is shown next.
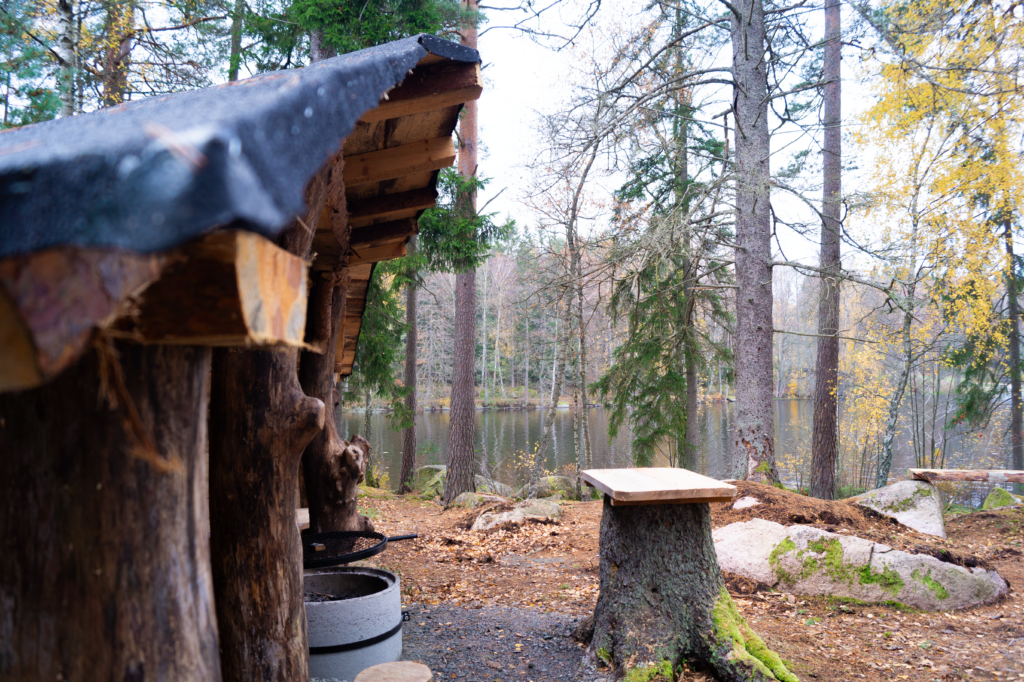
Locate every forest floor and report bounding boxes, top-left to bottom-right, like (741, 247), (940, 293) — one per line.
(353, 482), (1024, 682)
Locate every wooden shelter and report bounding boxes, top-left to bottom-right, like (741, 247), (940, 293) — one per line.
(0, 34), (479, 682)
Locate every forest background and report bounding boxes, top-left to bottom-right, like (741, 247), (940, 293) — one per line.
(3, 0), (1022, 501)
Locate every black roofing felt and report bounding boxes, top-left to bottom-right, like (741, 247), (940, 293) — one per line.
(0, 34), (478, 260)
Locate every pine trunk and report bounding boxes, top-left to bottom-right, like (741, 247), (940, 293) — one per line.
(400, 237), (419, 493)
(730, 0), (778, 484)
(0, 343), (221, 682)
(1006, 220), (1023, 494)
(444, 0), (480, 505)
(810, 0), (843, 500)
(589, 499), (795, 681)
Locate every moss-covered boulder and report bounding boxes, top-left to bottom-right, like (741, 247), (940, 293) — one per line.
(475, 477), (514, 498)
(515, 475), (579, 500)
(982, 487), (1023, 510)
(413, 465), (447, 494)
(713, 518), (1008, 611)
(470, 498), (562, 531)
(851, 480), (946, 538)
(450, 492), (511, 509)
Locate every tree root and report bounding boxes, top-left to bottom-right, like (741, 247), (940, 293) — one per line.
(709, 587), (798, 682)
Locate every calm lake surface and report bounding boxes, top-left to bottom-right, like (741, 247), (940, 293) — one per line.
(338, 399), (1012, 495)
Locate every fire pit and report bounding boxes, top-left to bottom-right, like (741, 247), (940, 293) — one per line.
(305, 567), (403, 681)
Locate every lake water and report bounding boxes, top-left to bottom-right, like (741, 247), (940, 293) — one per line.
(338, 399), (1013, 497)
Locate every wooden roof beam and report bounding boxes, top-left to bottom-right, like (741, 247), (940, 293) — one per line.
(359, 62), (482, 123)
(350, 218), (418, 250)
(0, 249), (164, 393)
(348, 188), (438, 228)
(119, 231), (308, 348)
(343, 137), (455, 187)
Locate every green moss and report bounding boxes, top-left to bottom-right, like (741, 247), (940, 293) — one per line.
(983, 487), (1021, 510)
(622, 660), (674, 682)
(754, 461), (771, 475)
(912, 569), (949, 600)
(712, 587), (799, 682)
(769, 537), (800, 584)
(771, 536), (904, 597)
(596, 647), (612, 667)
(857, 563), (904, 596)
(878, 485), (933, 513)
(822, 596), (917, 612)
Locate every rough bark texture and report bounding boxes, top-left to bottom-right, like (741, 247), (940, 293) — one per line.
(730, 0), (779, 485)
(809, 0), (842, 500)
(400, 236), (419, 494)
(446, 268), (478, 504)
(444, 0), (480, 506)
(0, 343), (220, 682)
(588, 499), (796, 681)
(1006, 219), (1023, 495)
(300, 275), (374, 533)
(209, 347), (324, 682)
(209, 161), (331, 682)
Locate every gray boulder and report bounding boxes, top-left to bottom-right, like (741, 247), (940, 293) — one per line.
(515, 475), (578, 500)
(852, 480), (946, 538)
(471, 499), (562, 531)
(713, 519), (1008, 611)
(475, 476), (515, 498)
(414, 465), (447, 493)
(413, 466), (515, 500)
(450, 492), (511, 509)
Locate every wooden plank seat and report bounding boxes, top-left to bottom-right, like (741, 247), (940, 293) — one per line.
(355, 661), (432, 681)
(909, 468), (1024, 483)
(582, 467), (737, 505)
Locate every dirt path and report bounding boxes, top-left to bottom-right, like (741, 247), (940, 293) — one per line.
(354, 486), (1024, 681)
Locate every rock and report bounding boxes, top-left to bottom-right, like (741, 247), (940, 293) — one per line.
(515, 475), (578, 500)
(713, 519), (1008, 611)
(733, 496), (760, 510)
(852, 480), (946, 538)
(475, 476), (514, 498)
(450, 492), (511, 509)
(414, 465), (446, 490)
(982, 487), (1024, 510)
(471, 499), (562, 531)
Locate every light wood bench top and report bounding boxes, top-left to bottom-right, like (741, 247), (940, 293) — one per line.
(296, 508), (309, 531)
(355, 661), (432, 681)
(909, 469), (1024, 483)
(582, 468), (737, 506)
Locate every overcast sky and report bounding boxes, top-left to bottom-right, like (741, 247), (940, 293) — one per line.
(469, 0), (876, 267)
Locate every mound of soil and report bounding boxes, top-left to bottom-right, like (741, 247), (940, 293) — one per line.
(711, 481), (988, 569)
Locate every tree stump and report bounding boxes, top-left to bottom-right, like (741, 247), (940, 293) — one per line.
(0, 343), (221, 682)
(589, 498), (797, 682)
(209, 347), (324, 682)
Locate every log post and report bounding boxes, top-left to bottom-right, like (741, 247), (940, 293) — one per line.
(0, 342), (220, 682)
(207, 162), (333, 682)
(299, 275), (374, 533)
(209, 347), (324, 682)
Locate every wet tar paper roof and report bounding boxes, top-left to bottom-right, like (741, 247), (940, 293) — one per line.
(0, 34), (477, 260)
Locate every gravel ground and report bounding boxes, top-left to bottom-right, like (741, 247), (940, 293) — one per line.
(400, 604), (614, 682)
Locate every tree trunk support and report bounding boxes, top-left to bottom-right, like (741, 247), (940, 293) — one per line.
(0, 342), (221, 682)
(587, 482), (796, 681)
